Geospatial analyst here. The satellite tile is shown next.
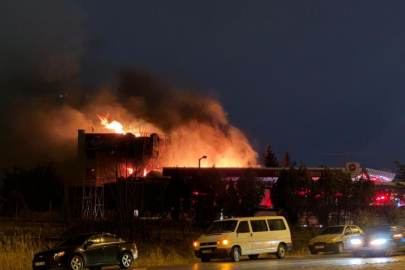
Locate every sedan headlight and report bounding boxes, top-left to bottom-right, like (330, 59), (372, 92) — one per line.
(53, 251), (65, 258)
(350, 239), (362, 245)
(370, 239), (387, 245)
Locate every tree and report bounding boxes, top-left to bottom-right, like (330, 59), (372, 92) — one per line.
(223, 179), (239, 218)
(281, 152), (296, 168)
(187, 168), (224, 225)
(263, 143), (279, 167)
(351, 176), (375, 208)
(236, 167), (264, 216)
(271, 166), (313, 225)
(314, 167), (340, 225)
(394, 160), (405, 181)
(0, 165), (63, 216)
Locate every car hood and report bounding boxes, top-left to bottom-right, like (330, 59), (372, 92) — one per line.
(310, 234), (342, 244)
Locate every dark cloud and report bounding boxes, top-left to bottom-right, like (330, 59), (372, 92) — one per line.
(0, 1), (258, 172)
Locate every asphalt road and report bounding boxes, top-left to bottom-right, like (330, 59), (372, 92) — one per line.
(139, 254), (405, 270)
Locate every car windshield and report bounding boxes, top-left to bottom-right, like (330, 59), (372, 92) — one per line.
(365, 225), (401, 234)
(321, 226), (344, 235)
(53, 234), (92, 248)
(205, 221), (238, 234)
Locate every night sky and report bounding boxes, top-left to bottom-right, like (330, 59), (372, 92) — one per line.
(3, 0), (405, 170)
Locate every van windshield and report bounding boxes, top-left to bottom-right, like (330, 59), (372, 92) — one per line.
(205, 221), (238, 234)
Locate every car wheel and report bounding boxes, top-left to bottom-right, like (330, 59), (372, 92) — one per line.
(335, 242), (344, 254)
(310, 251), (318, 255)
(230, 246), (241, 262)
(276, 244), (287, 259)
(69, 255), (83, 270)
(120, 252), (133, 269)
(201, 258), (211, 262)
(248, 254), (259, 260)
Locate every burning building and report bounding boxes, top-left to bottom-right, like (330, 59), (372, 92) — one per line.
(78, 129), (165, 217)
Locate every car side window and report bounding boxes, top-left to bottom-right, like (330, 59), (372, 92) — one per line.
(103, 235), (119, 243)
(237, 221), (250, 233)
(344, 227), (352, 235)
(250, 220), (268, 232)
(351, 226), (360, 234)
(268, 219), (286, 231)
(88, 235), (102, 244)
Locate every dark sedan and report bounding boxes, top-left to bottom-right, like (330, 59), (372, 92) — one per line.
(32, 233), (137, 270)
(350, 225), (405, 256)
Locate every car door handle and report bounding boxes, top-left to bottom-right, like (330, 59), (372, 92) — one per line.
(250, 233), (253, 237)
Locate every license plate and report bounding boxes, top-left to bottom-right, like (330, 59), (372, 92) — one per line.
(315, 246), (324, 249)
(202, 250), (212, 254)
(35, 262), (45, 266)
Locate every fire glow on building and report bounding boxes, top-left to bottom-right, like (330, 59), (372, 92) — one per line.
(79, 115), (259, 217)
(79, 117), (403, 218)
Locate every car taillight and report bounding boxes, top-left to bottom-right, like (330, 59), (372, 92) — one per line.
(393, 234), (402, 239)
(133, 243), (137, 249)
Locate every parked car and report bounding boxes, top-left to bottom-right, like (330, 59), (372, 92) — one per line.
(32, 233), (137, 270)
(308, 225), (363, 254)
(193, 216), (292, 262)
(350, 225), (405, 256)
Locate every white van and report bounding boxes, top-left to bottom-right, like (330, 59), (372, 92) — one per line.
(193, 216), (292, 262)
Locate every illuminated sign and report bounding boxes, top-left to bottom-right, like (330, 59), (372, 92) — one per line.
(86, 138), (119, 150)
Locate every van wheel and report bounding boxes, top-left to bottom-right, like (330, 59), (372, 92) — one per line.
(201, 258), (211, 262)
(276, 244), (286, 259)
(230, 246), (241, 262)
(248, 254), (259, 260)
(335, 243), (344, 254)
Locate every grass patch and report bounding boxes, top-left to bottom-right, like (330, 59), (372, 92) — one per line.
(133, 240), (199, 267)
(0, 234), (46, 270)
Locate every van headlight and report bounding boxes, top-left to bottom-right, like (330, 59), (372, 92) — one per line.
(217, 240), (229, 245)
(371, 239), (387, 245)
(193, 241), (200, 248)
(350, 239), (362, 245)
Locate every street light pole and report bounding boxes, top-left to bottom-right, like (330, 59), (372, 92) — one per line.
(199, 156), (207, 169)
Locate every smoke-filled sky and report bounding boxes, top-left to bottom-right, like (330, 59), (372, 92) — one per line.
(1, 0), (405, 170)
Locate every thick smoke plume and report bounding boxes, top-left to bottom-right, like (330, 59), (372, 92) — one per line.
(0, 0), (258, 174)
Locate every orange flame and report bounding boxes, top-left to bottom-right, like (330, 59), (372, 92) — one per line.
(97, 115), (125, 133)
